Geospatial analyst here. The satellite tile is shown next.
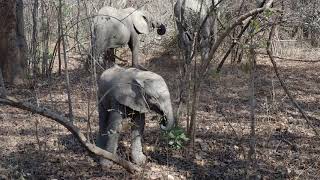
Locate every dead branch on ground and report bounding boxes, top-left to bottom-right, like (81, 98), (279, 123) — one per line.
(0, 95), (141, 173)
(258, 53), (320, 63)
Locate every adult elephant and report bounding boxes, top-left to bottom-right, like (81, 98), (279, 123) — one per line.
(174, 0), (219, 63)
(92, 6), (166, 69)
(96, 65), (175, 166)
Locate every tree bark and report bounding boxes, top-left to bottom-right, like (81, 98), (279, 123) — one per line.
(41, 0), (49, 76)
(58, 0), (74, 122)
(0, 0), (27, 85)
(31, 0), (39, 75)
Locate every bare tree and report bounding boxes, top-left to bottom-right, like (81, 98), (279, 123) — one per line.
(40, 0), (50, 76)
(58, 0), (74, 122)
(31, 0), (39, 75)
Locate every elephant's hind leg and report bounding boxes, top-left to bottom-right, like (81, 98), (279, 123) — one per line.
(98, 109), (123, 168)
(131, 113), (147, 165)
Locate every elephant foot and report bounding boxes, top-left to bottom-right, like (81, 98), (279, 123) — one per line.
(99, 158), (114, 168)
(131, 151), (147, 165)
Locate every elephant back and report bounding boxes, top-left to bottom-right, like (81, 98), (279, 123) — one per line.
(94, 6), (131, 49)
(175, 0), (213, 32)
(98, 65), (150, 113)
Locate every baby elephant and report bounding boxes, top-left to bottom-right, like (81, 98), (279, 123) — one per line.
(96, 65), (175, 166)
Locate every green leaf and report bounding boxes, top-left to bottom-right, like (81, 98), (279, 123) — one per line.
(169, 140), (174, 145)
(264, 8), (273, 18)
(168, 132), (175, 139)
(176, 141), (182, 147)
(250, 19), (260, 34)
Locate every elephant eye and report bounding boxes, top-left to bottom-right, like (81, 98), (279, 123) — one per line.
(142, 16), (148, 23)
(160, 116), (167, 126)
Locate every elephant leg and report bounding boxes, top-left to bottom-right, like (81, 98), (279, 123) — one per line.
(128, 35), (140, 68)
(103, 48), (115, 68)
(96, 103), (109, 149)
(98, 109), (123, 167)
(105, 110), (123, 153)
(130, 113), (146, 165)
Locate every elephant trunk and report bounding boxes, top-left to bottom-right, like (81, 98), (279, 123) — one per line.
(160, 101), (175, 131)
(151, 21), (166, 36)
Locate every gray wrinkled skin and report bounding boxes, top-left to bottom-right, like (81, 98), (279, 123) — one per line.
(97, 65), (175, 166)
(92, 6), (166, 68)
(174, 0), (219, 63)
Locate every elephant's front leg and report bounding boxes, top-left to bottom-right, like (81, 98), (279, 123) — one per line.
(129, 35), (139, 67)
(103, 48), (115, 69)
(96, 103), (109, 150)
(98, 110), (123, 167)
(129, 35), (146, 70)
(131, 113), (147, 165)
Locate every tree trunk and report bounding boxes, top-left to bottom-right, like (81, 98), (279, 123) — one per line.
(41, 0), (49, 76)
(0, 0), (27, 85)
(59, 0), (74, 122)
(31, 0), (39, 75)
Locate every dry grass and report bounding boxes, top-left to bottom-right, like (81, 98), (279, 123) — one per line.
(1, 43), (320, 179)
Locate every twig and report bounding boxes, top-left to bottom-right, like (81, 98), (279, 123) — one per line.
(216, 0), (268, 72)
(202, 0), (275, 75)
(266, 21), (320, 138)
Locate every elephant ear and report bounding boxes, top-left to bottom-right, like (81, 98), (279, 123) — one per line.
(113, 77), (150, 113)
(131, 11), (149, 34)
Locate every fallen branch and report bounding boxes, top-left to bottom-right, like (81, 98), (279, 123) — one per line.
(258, 52), (320, 63)
(0, 95), (141, 173)
(266, 21), (320, 138)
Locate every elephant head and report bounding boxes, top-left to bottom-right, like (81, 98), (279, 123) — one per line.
(174, 0), (219, 63)
(130, 9), (166, 36)
(98, 65), (175, 131)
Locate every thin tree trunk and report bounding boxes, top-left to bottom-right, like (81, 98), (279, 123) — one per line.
(57, 2), (62, 75)
(59, 0), (74, 122)
(248, 42), (257, 172)
(75, 0), (81, 53)
(31, 0), (39, 75)
(41, 1), (49, 76)
(82, 0), (99, 104)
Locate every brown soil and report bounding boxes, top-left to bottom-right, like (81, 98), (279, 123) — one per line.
(0, 49), (320, 179)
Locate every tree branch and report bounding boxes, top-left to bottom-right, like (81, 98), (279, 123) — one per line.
(216, 0), (268, 72)
(0, 95), (141, 173)
(201, 0), (274, 74)
(258, 52), (320, 63)
(266, 21), (320, 138)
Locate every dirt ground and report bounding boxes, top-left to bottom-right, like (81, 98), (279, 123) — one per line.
(0, 47), (320, 179)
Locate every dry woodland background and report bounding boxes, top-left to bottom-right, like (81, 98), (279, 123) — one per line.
(0, 0), (320, 179)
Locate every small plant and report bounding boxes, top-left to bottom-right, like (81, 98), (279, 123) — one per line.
(163, 126), (189, 149)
